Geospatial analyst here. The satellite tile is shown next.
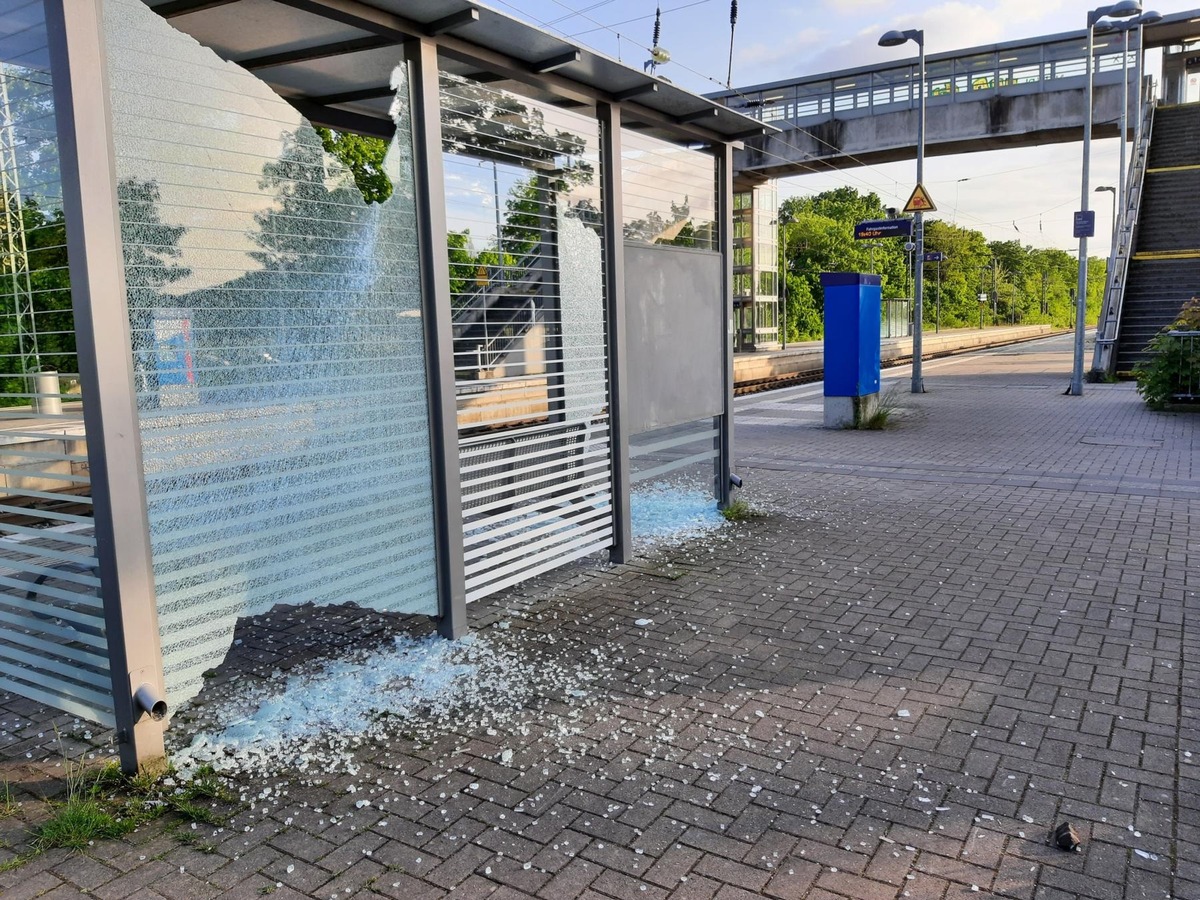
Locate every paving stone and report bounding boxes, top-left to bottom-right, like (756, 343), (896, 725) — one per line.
(2, 337), (1198, 900)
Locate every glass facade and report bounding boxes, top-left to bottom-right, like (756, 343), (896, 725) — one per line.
(732, 181), (779, 351)
(105, 0), (440, 704)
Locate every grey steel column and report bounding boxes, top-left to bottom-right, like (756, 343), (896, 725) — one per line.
(1072, 22), (1096, 397)
(716, 143), (734, 508)
(911, 41), (926, 393)
(596, 103), (631, 564)
(45, 0), (166, 772)
(409, 39), (468, 638)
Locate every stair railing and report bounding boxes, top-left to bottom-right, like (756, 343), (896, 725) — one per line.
(478, 295), (537, 371)
(1091, 80), (1156, 378)
(451, 245), (544, 328)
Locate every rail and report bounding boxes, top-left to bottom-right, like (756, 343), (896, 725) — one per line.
(1093, 81), (1157, 376)
(714, 30), (1134, 126)
(1164, 331), (1200, 400)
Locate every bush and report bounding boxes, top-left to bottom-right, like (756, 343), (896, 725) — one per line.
(1134, 298), (1200, 410)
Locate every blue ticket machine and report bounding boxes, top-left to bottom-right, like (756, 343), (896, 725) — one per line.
(821, 273), (881, 427)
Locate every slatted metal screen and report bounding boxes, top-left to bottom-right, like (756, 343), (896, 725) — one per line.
(0, 1), (112, 725)
(440, 71), (613, 602)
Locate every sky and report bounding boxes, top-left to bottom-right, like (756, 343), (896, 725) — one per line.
(482, 0), (1200, 255)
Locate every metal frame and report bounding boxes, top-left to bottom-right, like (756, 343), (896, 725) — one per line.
(45, 0), (167, 772)
(409, 37), (468, 640)
(597, 103), (631, 563)
(716, 142), (735, 508)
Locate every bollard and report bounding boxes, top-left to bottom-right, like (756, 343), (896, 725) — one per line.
(32, 369), (63, 416)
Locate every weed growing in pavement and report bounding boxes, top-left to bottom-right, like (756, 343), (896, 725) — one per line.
(30, 741), (131, 853)
(847, 384), (902, 430)
(0, 781), (16, 817)
(1, 738), (237, 870)
(721, 498), (762, 522)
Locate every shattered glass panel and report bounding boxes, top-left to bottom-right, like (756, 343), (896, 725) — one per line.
(104, 0), (438, 705)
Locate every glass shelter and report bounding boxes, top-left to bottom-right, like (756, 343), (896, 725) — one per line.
(0, 0), (765, 770)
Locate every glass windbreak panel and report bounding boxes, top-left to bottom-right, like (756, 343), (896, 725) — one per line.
(104, 0), (439, 705)
(0, 0), (112, 726)
(629, 416), (720, 545)
(441, 71), (612, 603)
(623, 130), (716, 251)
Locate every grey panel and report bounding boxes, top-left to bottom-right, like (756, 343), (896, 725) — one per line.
(625, 243), (722, 434)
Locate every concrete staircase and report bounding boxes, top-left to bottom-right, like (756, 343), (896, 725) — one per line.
(1117, 104), (1200, 373)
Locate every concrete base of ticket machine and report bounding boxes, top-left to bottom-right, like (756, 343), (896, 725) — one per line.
(820, 273), (882, 429)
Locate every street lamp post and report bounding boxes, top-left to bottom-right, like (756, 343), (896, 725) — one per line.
(1072, 0), (1142, 397)
(1097, 11), (1162, 239)
(1133, 12), (1162, 148)
(1095, 185), (1117, 251)
(880, 27), (926, 393)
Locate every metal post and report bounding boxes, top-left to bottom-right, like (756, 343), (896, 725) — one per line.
(597, 103), (631, 564)
(1072, 22), (1096, 396)
(780, 220), (788, 349)
(715, 142), (734, 508)
(1134, 21), (1146, 148)
(911, 37), (926, 393)
(935, 258), (941, 333)
(1119, 28), (1129, 238)
(492, 160), (503, 273)
(44, 0), (166, 773)
(409, 38), (468, 638)
(992, 260), (998, 325)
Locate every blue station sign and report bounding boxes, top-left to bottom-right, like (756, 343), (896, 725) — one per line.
(1073, 210), (1095, 239)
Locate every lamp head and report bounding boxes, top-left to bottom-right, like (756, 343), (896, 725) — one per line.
(1088, 0), (1141, 26)
(1138, 9), (1163, 24)
(1109, 0), (1143, 16)
(879, 28), (923, 48)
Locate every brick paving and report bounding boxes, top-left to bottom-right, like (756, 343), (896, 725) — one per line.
(1, 332), (1197, 899)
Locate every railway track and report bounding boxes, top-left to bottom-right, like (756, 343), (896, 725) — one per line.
(0, 487), (93, 530)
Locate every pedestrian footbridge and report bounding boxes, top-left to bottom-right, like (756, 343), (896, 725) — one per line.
(710, 11), (1200, 177)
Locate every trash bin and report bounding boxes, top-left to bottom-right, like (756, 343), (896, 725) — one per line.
(32, 369), (63, 417)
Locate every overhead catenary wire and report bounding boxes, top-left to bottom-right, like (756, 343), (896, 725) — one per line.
(495, 0), (1106, 252)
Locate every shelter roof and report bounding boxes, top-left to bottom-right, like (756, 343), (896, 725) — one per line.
(143, 0), (772, 145)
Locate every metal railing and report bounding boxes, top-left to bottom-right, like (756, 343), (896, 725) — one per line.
(1092, 80), (1157, 376)
(715, 31), (1132, 125)
(1164, 331), (1200, 400)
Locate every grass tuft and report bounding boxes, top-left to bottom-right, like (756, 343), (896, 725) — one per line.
(32, 799), (130, 852)
(721, 498), (761, 522)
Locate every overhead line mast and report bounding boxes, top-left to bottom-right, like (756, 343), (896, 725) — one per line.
(0, 65), (40, 379)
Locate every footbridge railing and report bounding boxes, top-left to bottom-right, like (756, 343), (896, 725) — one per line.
(713, 29), (1134, 128)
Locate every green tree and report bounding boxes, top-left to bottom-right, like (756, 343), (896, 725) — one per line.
(315, 127), (392, 204)
(775, 187), (1105, 337)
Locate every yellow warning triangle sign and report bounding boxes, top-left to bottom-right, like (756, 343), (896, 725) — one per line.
(903, 183), (937, 213)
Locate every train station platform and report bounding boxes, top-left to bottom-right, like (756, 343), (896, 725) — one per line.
(0, 332), (1197, 900)
(734, 323), (1059, 388)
